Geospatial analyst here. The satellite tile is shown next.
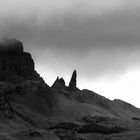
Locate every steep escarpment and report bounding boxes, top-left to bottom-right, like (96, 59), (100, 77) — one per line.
(0, 39), (55, 129)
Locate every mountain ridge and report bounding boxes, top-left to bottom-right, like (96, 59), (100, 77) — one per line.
(0, 39), (140, 140)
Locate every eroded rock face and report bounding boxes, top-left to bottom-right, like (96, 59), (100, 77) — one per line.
(0, 39), (43, 83)
(68, 70), (77, 90)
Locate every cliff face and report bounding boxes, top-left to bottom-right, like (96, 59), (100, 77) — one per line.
(0, 39), (43, 83)
(0, 39), (54, 120)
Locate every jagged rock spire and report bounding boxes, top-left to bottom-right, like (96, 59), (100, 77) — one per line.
(68, 70), (77, 89)
(51, 77), (66, 90)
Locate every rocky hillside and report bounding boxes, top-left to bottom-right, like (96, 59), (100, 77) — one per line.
(0, 39), (140, 140)
(51, 70), (140, 120)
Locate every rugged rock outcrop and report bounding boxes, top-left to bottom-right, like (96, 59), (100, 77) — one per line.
(68, 70), (77, 90)
(0, 39), (43, 83)
(0, 39), (54, 118)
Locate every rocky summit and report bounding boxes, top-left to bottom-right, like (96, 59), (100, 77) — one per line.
(0, 39), (43, 83)
(0, 39), (23, 55)
(0, 39), (140, 140)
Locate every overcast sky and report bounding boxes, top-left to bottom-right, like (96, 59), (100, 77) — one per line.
(1, 0), (140, 107)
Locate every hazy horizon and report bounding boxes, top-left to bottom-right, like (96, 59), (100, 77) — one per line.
(1, 0), (140, 107)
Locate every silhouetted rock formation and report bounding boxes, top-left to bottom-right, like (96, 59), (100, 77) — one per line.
(0, 39), (55, 117)
(52, 77), (66, 90)
(0, 39), (43, 83)
(68, 70), (77, 90)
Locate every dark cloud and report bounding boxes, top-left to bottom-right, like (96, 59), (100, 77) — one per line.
(0, 5), (140, 79)
(1, 8), (140, 49)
